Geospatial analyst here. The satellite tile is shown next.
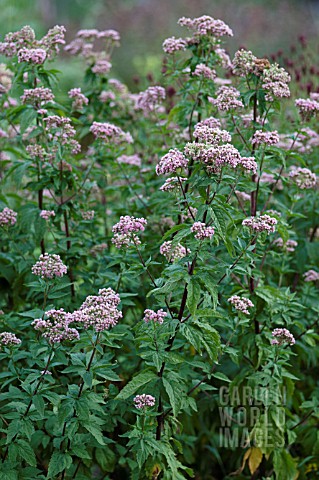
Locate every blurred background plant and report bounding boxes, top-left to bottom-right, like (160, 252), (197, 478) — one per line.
(1, 0), (319, 90)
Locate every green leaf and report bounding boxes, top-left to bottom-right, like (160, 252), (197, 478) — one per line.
(163, 377), (183, 417)
(83, 424), (105, 445)
(47, 451), (72, 478)
(16, 439), (37, 466)
(186, 277), (201, 316)
(116, 371), (157, 400)
(273, 449), (298, 480)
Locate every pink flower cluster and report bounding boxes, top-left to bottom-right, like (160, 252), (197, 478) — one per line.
(262, 64), (291, 102)
(193, 125), (231, 144)
(252, 130), (279, 146)
(178, 15), (233, 37)
(232, 49), (257, 76)
(40, 210), (55, 220)
(242, 215), (277, 234)
(0, 207), (17, 227)
(162, 36), (187, 54)
(92, 59), (112, 75)
(274, 238), (298, 253)
(303, 270), (319, 282)
(193, 64), (216, 80)
(32, 309), (79, 344)
(18, 47), (47, 64)
(90, 122), (133, 144)
(295, 98), (319, 120)
(271, 328), (295, 346)
(160, 176), (187, 192)
(117, 154), (141, 167)
(228, 295), (254, 315)
(160, 241), (187, 262)
(27, 144), (47, 160)
(191, 222), (215, 240)
(289, 167), (316, 189)
(143, 309), (167, 325)
(21, 87), (54, 105)
(0, 25), (64, 59)
(0, 332), (21, 347)
(31, 253), (67, 279)
(44, 115), (81, 154)
(112, 215), (147, 248)
(81, 210), (95, 220)
(68, 88), (89, 110)
(196, 117), (221, 129)
(136, 86), (166, 113)
(209, 86), (243, 111)
(156, 149), (188, 175)
(72, 288), (122, 332)
(240, 157), (258, 175)
(133, 394), (156, 409)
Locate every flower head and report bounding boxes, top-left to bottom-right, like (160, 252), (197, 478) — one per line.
(32, 309), (79, 343)
(136, 86), (166, 113)
(133, 394), (156, 409)
(72, 288), (122, 332)
(209, 86), (243, 111)
(31, 253), (67, 279)
(191, 222), (215, 240)
(90, 122), (133, 144)
(40, 210), (55, 220)
(252, 130), (279, 146)
(143, 309), (167, 325)
(0, 207), (17, 227)
(160, 241), (187, 262)
(68, 87), (89, 110)
(303, 270), (319, 282)
(242, 215), (277, 234)
(162, 36), (187, 54)
(156, 149), (188, 175)
(271, 328), (295, 346)
(0, 332), (21, 348)
(289, 167), (316, 189)
(228, 295), (254, 315)
(112, 216), (147, 248)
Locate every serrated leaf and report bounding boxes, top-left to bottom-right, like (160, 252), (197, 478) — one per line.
(47, 451), (72, 478)
(116, 371), (157, 400)
(17, 439), (37, 467)
(186, 277), (201, 316)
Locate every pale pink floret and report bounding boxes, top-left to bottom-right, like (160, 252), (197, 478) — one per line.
(193, 125), (231, 144)
(160, 241), (187, 262)
(252, 130), (279, 146)
(0, 207), (17, 227)
(156, 149), (188, 175)
(228, 295), (254, 315)
(289, 167), (316, 189)
(274, 238), (298, 253)
(21, 87), (54, 105)
(32, 308), (79, 344)
(31, 253), (67, 279)
(112, 215), (147, 248)
(178, 15), (233, 37)
(68, 87), (89, 110)
(191, 221), (215, 240)
(117, 154), (141, 167)
(0, 332), (21, 347)
(242, 215), (277, 234)
(18, 47), (47, 64)
(72, 288), (122, 332)
(90, 121), (133, 144)
(143, 309), (167, 325)
(209, 86), (243, 111)
(271, 328), (295, 346)
(160, 176), (187, 192)
(304, 270), (319, 282)
(192, 63), (216, 80)
(162, 36), (187, 54)
(40, 210), (55, 220)
(136, 86), (166, 113)
(133, 394), (156, 409)
(239, 157), (258, 175)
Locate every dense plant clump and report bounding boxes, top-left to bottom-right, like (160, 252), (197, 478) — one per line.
(0, 15), (318, 480)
